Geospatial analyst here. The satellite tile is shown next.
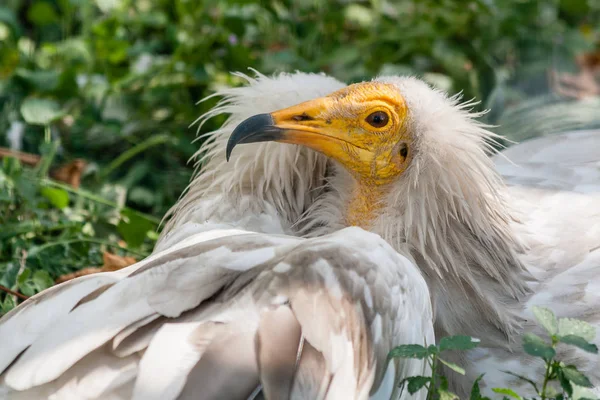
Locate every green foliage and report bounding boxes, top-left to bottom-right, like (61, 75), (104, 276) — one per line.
(0, 0), (597, 313)
(391, 335), (475, 399)
(388, 307), (598, 400)
(0, 153), (157, 315)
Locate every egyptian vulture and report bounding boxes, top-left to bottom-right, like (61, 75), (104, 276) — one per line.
(0, 71), (599, 400)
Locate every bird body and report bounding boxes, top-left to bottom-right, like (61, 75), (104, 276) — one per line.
(1, 71), (599, 399)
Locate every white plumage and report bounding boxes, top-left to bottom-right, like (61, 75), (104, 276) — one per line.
(0, 71), (599, 400)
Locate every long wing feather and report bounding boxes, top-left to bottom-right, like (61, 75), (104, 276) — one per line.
(495, 129), (600, 193)
(470, 129), (600, 397)
(0, 227), (433, 400)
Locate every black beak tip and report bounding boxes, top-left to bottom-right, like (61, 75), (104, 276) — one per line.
(226, 113), (279, 161)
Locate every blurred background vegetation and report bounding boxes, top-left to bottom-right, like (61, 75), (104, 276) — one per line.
(0, 0), (599, 313)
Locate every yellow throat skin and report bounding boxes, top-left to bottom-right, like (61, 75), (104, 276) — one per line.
(345, 182), (391, 229)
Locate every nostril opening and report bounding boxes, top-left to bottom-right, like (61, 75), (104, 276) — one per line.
(292, 113), (314, 122)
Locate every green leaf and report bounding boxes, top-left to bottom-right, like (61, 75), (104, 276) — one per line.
(470, 374), (491, 400)
(403, 376), (430, 394)
(427, 344), (439, 355)
(344, 4), (374, 28)
(16, 268), (31, 288)
(522, 333), (556, 360)
(572, 383), (600, 400)
(558, 369), (574, 398)
(0, 7), (22, 37)
(0, 262), (20, 288)
(27, 1), (59, 26)
(16, 68), (60, 91)
(439, 390), (459, 400)
(20, 98), (65, 125)
(117, 209), (156, 249)
(40, 187), (69, 209)
(558, 318), (596, 342)
(438, 357), (466, 375)
(0, 295), (17, 315)
(388, 344), (429, 359)
(562, 366), (593, 388)
(14, 175), (37, 204)
(439, 335), (480, 351)
(32, 270), (54, 292)
(0, 44), (20, 78)
(532, 306), (558, 336)
(560, 335), (599, 354)
(491, 388), (523, 400)
(2, 156), (22, 177)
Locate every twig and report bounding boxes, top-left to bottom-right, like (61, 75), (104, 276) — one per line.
(0, 285), (29, 300)
(0, 147), (41, 165)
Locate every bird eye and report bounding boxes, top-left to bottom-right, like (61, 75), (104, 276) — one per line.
(365, 111), (389, 128)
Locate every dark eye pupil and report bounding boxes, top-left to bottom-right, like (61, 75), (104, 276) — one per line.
(366, 111), (389, 128)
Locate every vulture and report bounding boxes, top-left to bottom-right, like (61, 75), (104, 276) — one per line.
(0, 71), (599, 400)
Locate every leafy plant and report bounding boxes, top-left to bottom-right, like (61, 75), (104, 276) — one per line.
(389, 335), (480, 399)
(389, 307), (598, 400)
(494, 306), (598, 400)
(0, 152), (158, 315)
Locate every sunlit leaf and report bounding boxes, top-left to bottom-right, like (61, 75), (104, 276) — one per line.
(439, 391), (459, 400)
(344, 4), (374, 28)
(558, 318), (596, 342)
(491, 388), (523, 399)
(572, 383), (600, 400)
(20, 98), (65, 126)
(40, 187), (69, 209)
(532, 306), (558, 336)
(438, 357), (466, 375)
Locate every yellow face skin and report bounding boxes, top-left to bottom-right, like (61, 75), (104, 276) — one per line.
(266, 81), (413, 228)
(271, 82), (412, 186)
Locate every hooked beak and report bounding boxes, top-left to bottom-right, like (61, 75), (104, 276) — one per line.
(225, 113), (282, 161)
(226, 96), (356, 161)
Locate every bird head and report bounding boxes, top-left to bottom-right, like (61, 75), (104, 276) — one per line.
(226, 76), (527, 295)
(226, 77), (504, 223)
(226, 81), (414, 186)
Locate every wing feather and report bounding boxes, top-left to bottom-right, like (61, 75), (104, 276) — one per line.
(1, 227), (433, 400)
